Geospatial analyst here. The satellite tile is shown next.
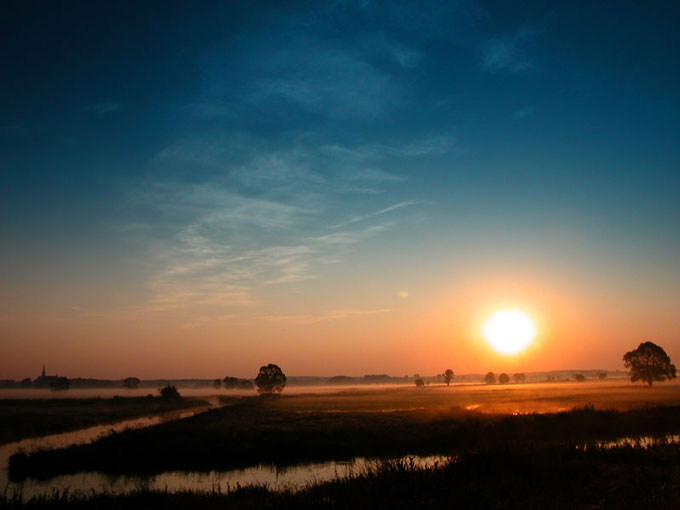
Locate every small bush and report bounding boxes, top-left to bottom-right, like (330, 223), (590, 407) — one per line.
(159, 385), (181, 399)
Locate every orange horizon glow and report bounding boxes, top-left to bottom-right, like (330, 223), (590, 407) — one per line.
(2, 265), (678, 380)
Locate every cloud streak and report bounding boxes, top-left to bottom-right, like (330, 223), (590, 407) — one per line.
(332, 200), (418, 228)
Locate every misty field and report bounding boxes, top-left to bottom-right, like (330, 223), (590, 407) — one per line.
(8, 379), (680, 482)
(259, 378), (680, 414)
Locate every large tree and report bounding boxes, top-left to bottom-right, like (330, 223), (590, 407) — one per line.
(484, 372), (496, 385)
(255, 364), (287, 394)
(623, 342), (676, 387)
(443, 369), (454, 386)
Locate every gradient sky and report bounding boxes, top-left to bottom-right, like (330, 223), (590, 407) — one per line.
(1, 1), (679, 379)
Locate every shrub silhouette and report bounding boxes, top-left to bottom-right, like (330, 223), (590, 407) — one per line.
(596, 371), (607, 380)
(122, 377), (140, 389)
(574, 374), (586, 382)
(484, 372), (496, 385)
(443, 369), (454, 386)
(213, 379), (222, 389)
(498, 373), (510, 385)
(255, 364), (286, 394)
(414, 377), (425, 387)
(623, 342), (676, 387)
(159, 385), (180, 399)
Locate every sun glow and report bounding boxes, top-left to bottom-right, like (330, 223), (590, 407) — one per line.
(482, 310), (536, 355)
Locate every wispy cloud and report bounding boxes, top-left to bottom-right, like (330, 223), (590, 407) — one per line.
(197, 31), (405, 121)
(247, 47), (401, 119)
(190, 0), (487, 123)
(124, 131), (448, 316)
(118, 0), (467, 321)
(261, 308), (391, 325)
(481, 29), (536, 73)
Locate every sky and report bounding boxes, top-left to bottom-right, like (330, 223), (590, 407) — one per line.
(1, 0), (679, 379)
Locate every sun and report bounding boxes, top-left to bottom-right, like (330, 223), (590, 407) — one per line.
(482, 310), (536, 355)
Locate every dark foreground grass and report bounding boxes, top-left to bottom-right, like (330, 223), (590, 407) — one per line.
(3, 443), (680, 509)
(9, 398), (680, 480)
(0, 397), (209, 445)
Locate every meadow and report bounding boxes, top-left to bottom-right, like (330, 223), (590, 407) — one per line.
(8, 379), (680, 481)
(258, 378), (680, 414)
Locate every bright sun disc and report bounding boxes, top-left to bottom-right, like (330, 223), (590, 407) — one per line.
(482, 310), (536, 355)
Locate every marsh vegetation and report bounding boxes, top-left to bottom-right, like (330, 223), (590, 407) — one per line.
(3, 442), (680, 509)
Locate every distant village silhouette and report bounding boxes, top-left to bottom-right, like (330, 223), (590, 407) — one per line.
(30, 365), (69, 390)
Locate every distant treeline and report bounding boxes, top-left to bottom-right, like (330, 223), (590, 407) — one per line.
(0, 370), (628, 390)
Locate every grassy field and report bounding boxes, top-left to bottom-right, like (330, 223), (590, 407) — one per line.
(4, 442), (680, 509)
(9, 379), (680, 480)
(261, 378), (680, 414)
(0, 397), (209, 445)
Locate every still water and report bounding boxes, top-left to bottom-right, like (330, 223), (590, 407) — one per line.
(5, 455), (449, 499)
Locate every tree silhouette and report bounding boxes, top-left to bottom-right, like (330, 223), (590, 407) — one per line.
(484, 372), (496, 385)
(574, 373), (586, 382)
(623, 342), (676, 387)
(213, 378), (222, 389)
(513, 373), (526, 383)
(414, 377), (425, 387)
(596, 371), (607, 380)
(122, 377), (140, 389)
(255, 364), (286, 394)
(443, 369), (454, 386)
(49, 377), (69, 391)
(223, 376), (254, 390)
(498, 373), (510, 384)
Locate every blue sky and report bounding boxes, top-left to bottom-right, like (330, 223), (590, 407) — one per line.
(1, 1), (679, 378)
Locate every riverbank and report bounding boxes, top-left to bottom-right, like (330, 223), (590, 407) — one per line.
(0, 397), (210, 445)
(3, 442), (679, 509)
